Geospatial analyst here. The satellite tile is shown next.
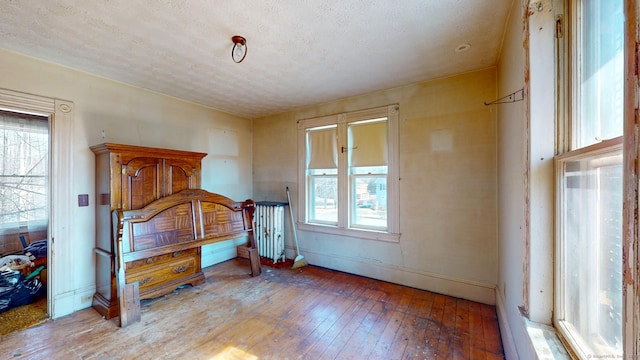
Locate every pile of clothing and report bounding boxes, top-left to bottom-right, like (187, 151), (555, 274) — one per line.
(23, 240), (47, 259)
(0, 239), (47, 313)
(0, 254), (34, 273)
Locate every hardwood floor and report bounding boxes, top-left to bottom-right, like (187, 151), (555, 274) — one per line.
(0, 259), (504, 360)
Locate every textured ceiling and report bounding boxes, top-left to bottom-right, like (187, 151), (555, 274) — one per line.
(0, 1), (512, 119)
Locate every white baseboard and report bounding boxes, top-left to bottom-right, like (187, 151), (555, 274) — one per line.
(496, 289), (519, 360)
(298, 248), (496, 305)
(201, 238), (247, 268)
(51, 285), (96, 319)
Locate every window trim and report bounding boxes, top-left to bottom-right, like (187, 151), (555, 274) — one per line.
(621, 1), (639, 357)
(297, 104), (400, 242)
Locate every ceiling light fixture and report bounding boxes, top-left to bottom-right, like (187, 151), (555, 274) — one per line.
(231, 35), (247, 63)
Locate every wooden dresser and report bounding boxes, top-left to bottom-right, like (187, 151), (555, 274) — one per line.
(90, 143), (207, 319)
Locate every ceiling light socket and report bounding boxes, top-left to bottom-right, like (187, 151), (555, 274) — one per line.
(231, 35), (246, 46)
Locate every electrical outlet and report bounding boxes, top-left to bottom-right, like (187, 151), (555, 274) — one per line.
(81, 295), (93, 303)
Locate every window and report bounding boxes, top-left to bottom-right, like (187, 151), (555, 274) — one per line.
(555, 0), (624, 358)
(0, 110), (48, 225)
(0, 110), (49, 255)
(297, 105), (399, 241)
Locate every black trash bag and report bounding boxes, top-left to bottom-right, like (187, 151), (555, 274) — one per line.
(0, 270), (23, 312)
(0, 269), (45, 313)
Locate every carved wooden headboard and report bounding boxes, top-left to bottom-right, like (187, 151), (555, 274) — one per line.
(112, 188), (260, 327)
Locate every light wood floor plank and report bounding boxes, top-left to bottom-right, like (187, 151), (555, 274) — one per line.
(369, 286), (412, 358)
(0, 259), (504, 360)
(402, 290), (434, 359)
(435, 296), (458, 359)
(453, 298), (471, 360)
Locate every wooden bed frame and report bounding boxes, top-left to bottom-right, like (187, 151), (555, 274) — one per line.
(112, 189), (261, 327)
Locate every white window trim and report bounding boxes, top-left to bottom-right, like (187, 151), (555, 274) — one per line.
(297, 104), (400, 242)
(0, 88), (74, 319)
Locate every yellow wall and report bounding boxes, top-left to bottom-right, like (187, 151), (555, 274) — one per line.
(0, 48), (253, 317)
(0, 45), (499, 312)
(253, 68), (498, 304)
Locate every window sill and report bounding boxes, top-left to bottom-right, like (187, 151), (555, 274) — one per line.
(297, 222), (400, 242)
(525, 318), (571, 360)
(0, 220), (48, 234)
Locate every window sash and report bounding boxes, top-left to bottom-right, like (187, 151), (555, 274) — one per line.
(555, 138), (623, 358)
(350, 173), (387, 231)
(307, 174), (338, 225)
(555, 1), (625, 357)
(570, 0), (624, 149)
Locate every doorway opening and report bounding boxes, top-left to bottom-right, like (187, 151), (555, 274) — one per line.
(0, 109), (49, 334)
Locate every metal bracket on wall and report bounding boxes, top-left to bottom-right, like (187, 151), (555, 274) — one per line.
(483, 88), (525, 106)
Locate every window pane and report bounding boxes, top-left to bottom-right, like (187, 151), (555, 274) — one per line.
(559, 148), (622, 356)
(351, 174), (387, 229)
(0, 112), (48, 226)
(576, 0), (624, 148)
(309, 175), (337, 224)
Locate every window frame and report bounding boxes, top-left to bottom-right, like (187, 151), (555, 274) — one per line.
(553, 0), (627, 357)
(297, 105), (400, 242)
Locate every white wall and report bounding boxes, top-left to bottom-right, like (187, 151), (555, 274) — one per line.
(496, 0), (529, 357)
(497, 0), (557, 358)
(253, 68), (498, 304)
(0, 48), (253, 318)
(527, 0), (556, 326)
